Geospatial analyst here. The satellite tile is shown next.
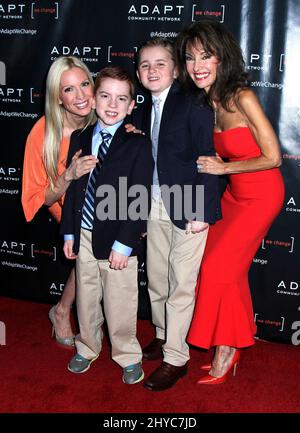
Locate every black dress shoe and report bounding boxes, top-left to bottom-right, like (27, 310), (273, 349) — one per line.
(142, 338), (165, 361)
(143, 361), (188, 391)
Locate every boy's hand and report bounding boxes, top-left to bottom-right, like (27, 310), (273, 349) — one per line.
(108, 250), (129, 270)
(185, 221), (209, 234)
(124, 123), (145, 135)
(63, 240), (77, 260)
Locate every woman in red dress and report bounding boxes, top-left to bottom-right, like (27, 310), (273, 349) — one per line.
(176, 21), (285, 383)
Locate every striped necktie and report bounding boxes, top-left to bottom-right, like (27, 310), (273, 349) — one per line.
(81, 130), (112, 229)
(151, 97), (161, 200)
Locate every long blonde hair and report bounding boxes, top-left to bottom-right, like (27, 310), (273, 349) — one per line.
(44, 56), (95, 188)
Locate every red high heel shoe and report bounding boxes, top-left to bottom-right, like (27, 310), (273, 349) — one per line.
(197, 349), (240, 385)
(200, 363), (211, 371)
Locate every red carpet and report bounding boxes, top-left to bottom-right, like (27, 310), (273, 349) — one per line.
(0, 296), (299, 414)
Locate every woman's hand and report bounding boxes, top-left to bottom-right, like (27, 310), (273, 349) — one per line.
(186, 221), (209, 234)
(197, 154), (226, 175)
(65, 150), (98, 181)
(45, 150), (97, 206)
(124, 123), (145, 135)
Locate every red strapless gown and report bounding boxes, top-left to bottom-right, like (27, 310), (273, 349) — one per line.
(188, 127), (285, 349)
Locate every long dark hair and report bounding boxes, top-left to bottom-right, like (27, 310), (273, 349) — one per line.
(176, 20), (249, 110)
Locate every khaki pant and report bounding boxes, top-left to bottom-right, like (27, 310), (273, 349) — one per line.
(147, 199), (208, 366)
(75, 229), (142, 368)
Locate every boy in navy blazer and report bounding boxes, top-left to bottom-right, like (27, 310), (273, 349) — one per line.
(61, 66), (153, 384)
(134, 38), (221, 391)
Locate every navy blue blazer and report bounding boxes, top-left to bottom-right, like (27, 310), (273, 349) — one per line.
(60, 120), (154, 260)
(133, 80), (221, 228)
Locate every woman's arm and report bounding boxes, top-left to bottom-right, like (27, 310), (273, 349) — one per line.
(197, 89), (282, 175)
(44, 151), (97, 207)
(22, 119), (50, 222)
(22, 118), (97, 219)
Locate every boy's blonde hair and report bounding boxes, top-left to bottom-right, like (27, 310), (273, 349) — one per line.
(136, 38), (176, 66)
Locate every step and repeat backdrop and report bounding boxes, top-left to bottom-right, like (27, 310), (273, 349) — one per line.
(0, 0), (299, 345)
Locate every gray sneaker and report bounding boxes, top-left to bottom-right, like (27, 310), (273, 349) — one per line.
(68, 353), (98, 374)
(123, 363), (144, 384)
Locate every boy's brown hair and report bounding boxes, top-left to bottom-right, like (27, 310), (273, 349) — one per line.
(94, 65), (135, 99)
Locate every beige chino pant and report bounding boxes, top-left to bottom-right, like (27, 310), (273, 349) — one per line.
(147, 198), (208, 366)
(75, 228), (142, 368)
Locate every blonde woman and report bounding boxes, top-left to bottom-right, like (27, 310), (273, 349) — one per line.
(22, 56), (97, 346)
(176, 21), (284, 383)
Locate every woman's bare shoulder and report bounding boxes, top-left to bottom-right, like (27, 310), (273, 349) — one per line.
(235, 88), (260, 108)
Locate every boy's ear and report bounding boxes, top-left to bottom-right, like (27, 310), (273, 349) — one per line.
(173, 66), (179, 79)
(91, 96), (96, 110)
(127, 99), (135, 115)
(136, 70), (140, 82)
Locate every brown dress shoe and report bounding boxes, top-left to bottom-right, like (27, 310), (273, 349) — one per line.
(142, 338), (165, 361)
(143, 361), (188, 391)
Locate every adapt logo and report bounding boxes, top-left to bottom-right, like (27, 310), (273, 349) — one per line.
(277, 280), (299, 297)
(135, 94), (146, 105)
(0, 84), (25, 103)
(128, 3), (184, 22)
(0, 239), (57, 260)
(49, 282), (65, 295)
(0, 2), (26, 19)
(0, 65), (33, 104)
(246, 53), (286, 72)
(286, 197), (300, 213)
(191, 3), (225, 22)
(50, 45), (102, 63)
(0, 166), (20, 179)
(0, 240), (26, 256)
(0, 166), (20, 195)
(247, 53), (272, 71)
(0, 2), (57, 32)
